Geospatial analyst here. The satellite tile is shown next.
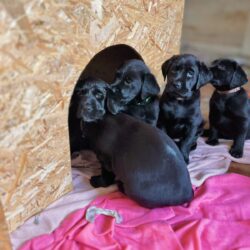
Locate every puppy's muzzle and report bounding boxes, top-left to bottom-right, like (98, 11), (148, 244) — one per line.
(77, 104), (92, 119)
(107, 98), (123, 115)
(179, 90), (191, 98)
(77, 100), (104, 121)
(168, 85), (191, 99)
(84, 103), (92, 112)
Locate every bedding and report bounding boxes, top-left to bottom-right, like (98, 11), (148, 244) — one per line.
(20, 173), (250, 250)
(188, 138), (250, 186)
(10, 139), (250, 249)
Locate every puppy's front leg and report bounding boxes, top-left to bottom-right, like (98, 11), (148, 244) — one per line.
(146, 102), (160, 126)
(229, 120), (248, 158)
(206, 126), (219, 146)
(179, 125), (199, 164)
(90, 167), (115, 188)
(90, 156), (115, 188)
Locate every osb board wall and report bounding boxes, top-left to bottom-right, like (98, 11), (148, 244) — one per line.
(0, 0), (184, 232)
(0, 201), (11, 250)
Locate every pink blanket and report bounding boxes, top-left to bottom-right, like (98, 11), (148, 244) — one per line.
(20, 173), (250, 250)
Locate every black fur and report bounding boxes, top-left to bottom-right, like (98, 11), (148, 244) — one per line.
(158, 54), (212, 163)
(107, 59), (160, 126)
(77, 77), (193, 208)
(206, 59), (249, 158)
(69, 79), (90, 154)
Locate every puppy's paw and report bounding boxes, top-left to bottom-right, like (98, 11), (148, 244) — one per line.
(229, 147), (243, 158)
(184, 156), (189, 165)
(206, 138), (219, 146)
(90, 175), (108, 188)
(191, 142), (197, 151)
(179, 147), (190, 164)
(71, 151), (80, 159)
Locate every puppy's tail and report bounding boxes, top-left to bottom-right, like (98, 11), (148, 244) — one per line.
(202, 129), (209, 137)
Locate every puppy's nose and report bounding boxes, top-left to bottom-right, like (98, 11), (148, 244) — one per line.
(110, 87), (117, 94)
(181, 89), (188, 94)
(174, 82), (182, 89)
(121, 88), (130, 98)
(83, 103), (92, 111)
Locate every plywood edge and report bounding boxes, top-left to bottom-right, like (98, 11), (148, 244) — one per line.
(0, 201), (11, 250)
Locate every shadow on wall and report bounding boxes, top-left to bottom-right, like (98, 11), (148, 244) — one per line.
(68, 44), (143, 154)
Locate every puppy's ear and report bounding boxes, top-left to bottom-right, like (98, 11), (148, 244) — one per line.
(230, 62), (248, 88)
(211, 59), (220, 66)
(196, 62), (213, 89)
(161, 55), (178, 79)
(141, 73), (160, 99)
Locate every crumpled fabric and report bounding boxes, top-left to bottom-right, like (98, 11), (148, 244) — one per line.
(20, 192), (181, 250)
(188, 138), (250, 186)
(11, 140), (250, 249)
(11, 168), (117, 250)
(20, 173), (250, 250)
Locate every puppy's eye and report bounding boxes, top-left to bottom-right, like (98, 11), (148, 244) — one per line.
(95, 92), (103, 99)
(171, 66), (180, 72)
(125, 76), (132, 84)
(171, 68), (177, 74)
(186, 70), (194, 78)
(76, 89), (87, 96)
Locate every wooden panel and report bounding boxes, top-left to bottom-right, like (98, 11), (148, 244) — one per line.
(0, 0), (184, 232)
(183, 0), (250, 47)
(182, 0), (250, 59)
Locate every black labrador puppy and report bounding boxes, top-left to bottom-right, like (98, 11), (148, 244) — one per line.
(206, 59), (249, 158)
(158, 54), (212, 163)
(107, 59), (160, 126)
(77, 77), (193, 208)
